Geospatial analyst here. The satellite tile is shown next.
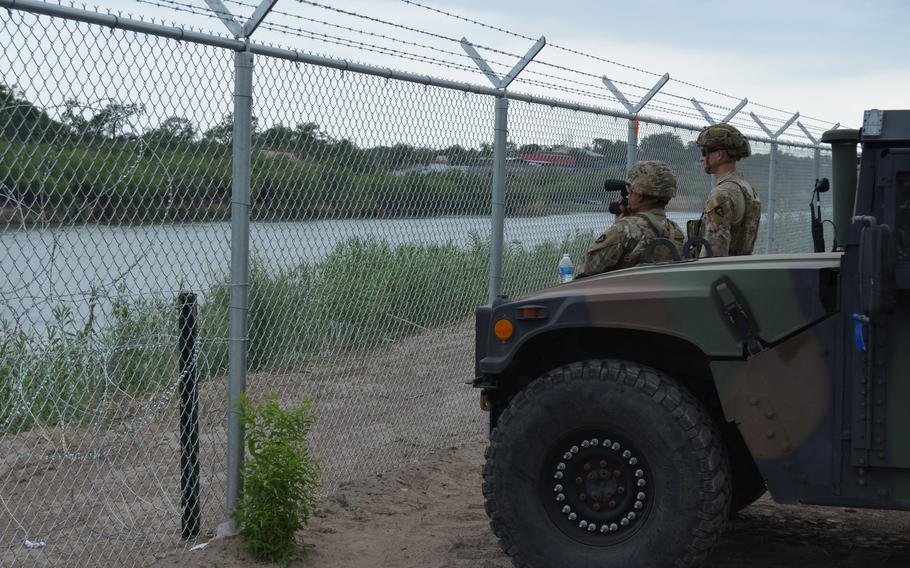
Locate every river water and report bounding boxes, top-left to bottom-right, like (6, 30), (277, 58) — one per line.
(2, 212), (697, 333)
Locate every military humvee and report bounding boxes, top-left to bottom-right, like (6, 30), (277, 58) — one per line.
(474, 110), (910, 567)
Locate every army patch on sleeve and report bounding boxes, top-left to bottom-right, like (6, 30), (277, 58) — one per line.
(595, 234), (606, 243)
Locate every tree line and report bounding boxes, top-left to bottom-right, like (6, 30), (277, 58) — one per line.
(0, 84), (822, 225)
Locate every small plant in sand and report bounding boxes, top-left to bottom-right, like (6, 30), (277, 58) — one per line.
(233, 393), (321, 565)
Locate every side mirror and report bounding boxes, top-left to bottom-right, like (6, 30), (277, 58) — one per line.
(857, 217), (896, 315)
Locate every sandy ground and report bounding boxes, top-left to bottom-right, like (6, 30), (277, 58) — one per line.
(149, 435), (910, 568)
(7, 316), (910, 567)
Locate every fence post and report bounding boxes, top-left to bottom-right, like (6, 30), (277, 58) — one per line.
(461, 36), (545, 301)
(602, 73), (669, 171)
(797, 121), (822, 183)
(751, 111), (799, 253)
(490, 95), (508, 302)
(225, 46), (254, 531)
(177, 292), (200, 539)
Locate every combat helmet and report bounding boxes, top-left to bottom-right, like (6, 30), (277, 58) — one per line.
(627, 161), (677, 200)
(696, 123), (751, 160)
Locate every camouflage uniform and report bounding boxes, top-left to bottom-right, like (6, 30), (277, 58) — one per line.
(579, 161), (685, 277)
(694, 172), (762, 256)
(580, 209), (685, 276)
(691, 123), (762, 256)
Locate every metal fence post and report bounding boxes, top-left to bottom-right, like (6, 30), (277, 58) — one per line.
(766, 142), (778, 252)
(225, 47), (253, 531)
(752, 111), (800, 254)
(626, 118), (638, 173)
(602, 73), (669, 172)
(461, 35), (545, 301)
(489, 95), (508, 302)
(178, 291), (200, 539)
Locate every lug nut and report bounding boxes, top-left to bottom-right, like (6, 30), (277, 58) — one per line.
(637, 479), (646, 488)
(575, 476), (584, 485)
(617, 486), (625, 495)
(613, 469), (622, 479)
(608, 500), (616, 509)
(592, 503), (601, 512)
(622, 450), (631, 458)
(568, 512), (577, 521)
(637, 492), (646, 500)
(629, 457), (638, 465)
(583, 463), (592, 472)
(579, 493), (587, 502)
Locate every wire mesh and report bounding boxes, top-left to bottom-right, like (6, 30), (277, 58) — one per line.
(1, 9), (232, 566)
(1, 2), (836, 566)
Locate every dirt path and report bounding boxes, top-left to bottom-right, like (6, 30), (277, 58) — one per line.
(151, 435), (910, 568)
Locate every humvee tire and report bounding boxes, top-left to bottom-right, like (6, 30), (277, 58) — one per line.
(483, 360), (731, 568)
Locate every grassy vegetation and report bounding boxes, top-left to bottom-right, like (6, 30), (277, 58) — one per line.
(1, 232), (590, 434)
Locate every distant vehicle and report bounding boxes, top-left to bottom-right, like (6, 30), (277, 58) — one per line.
(473, 109), (910, 567)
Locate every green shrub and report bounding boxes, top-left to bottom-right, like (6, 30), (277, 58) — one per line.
(233, 393), (320, 565)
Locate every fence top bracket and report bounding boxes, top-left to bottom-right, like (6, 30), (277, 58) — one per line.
(691, 97), (748, 125)
(602, 73), (669, 115)
(751, 111), (800, 141)
(204, 0), (276, 39)
(461, 36), (546, 90)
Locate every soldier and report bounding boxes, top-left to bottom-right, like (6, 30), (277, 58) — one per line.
(690, 123), (762, 256)
(577, 161), (685, 277)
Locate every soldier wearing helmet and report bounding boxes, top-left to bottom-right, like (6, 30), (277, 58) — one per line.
(578, 161), (685, 277)
(690, 123), (762, 256)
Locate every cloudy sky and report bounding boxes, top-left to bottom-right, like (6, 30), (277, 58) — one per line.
(16, 0), (910, 140)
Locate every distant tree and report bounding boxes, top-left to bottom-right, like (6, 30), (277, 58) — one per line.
(591, 137), (626, 164)
(519, 143), (541, 155)
(61, 100), (145, 140)
(0, 84), (62, 142)
(143, 116), (196, 147)
(203, 112), (259, 146)
(638, 132), (688, 163)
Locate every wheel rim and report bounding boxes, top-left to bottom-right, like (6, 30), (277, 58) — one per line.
(541, 431), (653, 545)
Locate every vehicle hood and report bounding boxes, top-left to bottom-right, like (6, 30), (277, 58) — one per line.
(514, 253), (842, 357)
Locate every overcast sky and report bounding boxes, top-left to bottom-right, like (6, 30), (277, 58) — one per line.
(23, 0), (910, 138)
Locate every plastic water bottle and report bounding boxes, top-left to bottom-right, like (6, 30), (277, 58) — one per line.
(558, 253), (574, 284)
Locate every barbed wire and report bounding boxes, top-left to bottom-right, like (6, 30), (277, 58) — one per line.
(396, 0), (839, 126)
(125, 0), (834, 132)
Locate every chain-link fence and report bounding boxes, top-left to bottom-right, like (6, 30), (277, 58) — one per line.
(1, 2), (836, 566)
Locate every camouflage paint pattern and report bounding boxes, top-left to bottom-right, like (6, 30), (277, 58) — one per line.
(475, 111), (910, 515)
(579, 210), (684, 277)
(690, 172), (762, 256)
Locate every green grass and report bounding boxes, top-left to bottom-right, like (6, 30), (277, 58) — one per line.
(0, 233), (590, 433)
